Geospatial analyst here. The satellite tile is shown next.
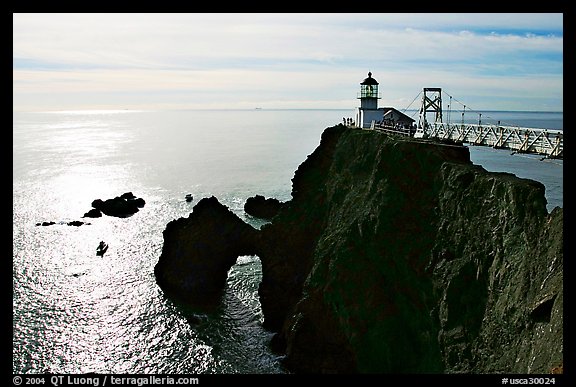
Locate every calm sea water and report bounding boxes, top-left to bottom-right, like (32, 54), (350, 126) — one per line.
(13, 109), (563, 374)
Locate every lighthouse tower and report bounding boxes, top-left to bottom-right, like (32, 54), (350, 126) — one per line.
(355, 71), (381, 128)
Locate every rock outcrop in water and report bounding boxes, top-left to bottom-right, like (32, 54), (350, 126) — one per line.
(85, 192), (145, 218)
(155, 125), (563, 373)
(154, 196), (258, 305)
(244, 195), (284, 219)
(35, 220), (91, 227)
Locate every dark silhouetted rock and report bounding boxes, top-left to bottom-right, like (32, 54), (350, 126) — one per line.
(83, 208), (102, 218)
(36, 220), (90, 226)
(154, 196), (258, 306)
(36, 220), (91, 226)
(91, 199), (105, 208)
(244, 195), (284, 219)
(259, 125), (562, 373)
(120, 191), (145, 207)
(90, 193), (145, 217)
(130, 197), (146, 208)
(120, 192), (136, 200)
(185, 194), (193, 202)
(155, 124), (563, 374)
(36, 221), (56, 226)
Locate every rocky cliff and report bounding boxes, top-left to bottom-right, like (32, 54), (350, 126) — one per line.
(155, 124), (563, 373)
(154, 196), (258, 306)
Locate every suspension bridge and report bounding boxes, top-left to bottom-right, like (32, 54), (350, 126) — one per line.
(371, 88), (563, 160)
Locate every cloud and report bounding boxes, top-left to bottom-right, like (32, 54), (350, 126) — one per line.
(13, 13), (563, 111)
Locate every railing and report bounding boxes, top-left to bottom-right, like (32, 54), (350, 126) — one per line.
(413, 123), (563, 159)
(357, 91), (382, 99)
(372, 122), (415, 137)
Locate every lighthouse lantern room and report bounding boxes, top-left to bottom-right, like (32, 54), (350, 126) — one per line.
(355, 71), (382, 128)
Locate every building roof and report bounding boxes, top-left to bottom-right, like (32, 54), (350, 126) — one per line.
(381, 107), (415, 122)
(360, 71), (379, 85)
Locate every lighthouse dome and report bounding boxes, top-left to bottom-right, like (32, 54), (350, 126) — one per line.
(360, 71), (379, 85)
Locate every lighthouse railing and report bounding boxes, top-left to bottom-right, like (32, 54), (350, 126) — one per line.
(357, 91), (382, 99)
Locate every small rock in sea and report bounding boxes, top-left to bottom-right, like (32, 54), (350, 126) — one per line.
(83, 208), (102, 218)
(185, 194), (193, 202)
(36, 221), (56, 226)
(89, 192), (146, 217)
(120, 192), (136, 200)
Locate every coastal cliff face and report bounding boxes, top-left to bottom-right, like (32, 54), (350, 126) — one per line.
(430, 165), (562, 374)
(155, 125), (563, 373)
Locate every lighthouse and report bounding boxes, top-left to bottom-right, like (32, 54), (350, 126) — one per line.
(354, 71), (415, 131)
(355, 71), (381, 128)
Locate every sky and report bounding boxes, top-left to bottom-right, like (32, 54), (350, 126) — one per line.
(13, 13), (563, 112)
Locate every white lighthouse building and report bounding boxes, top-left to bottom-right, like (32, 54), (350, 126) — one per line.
(354, 71), (415, 130)
(355, 72), (381, 128)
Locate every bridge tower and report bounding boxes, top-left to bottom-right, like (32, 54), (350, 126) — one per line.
(418, 88), (443, 132)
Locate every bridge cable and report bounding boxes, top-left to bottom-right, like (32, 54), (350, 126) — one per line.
(442, 90), (523, 127)
(401, 91), (422, 119)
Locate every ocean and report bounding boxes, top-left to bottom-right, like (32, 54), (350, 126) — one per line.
(12, 109), (563, 374)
